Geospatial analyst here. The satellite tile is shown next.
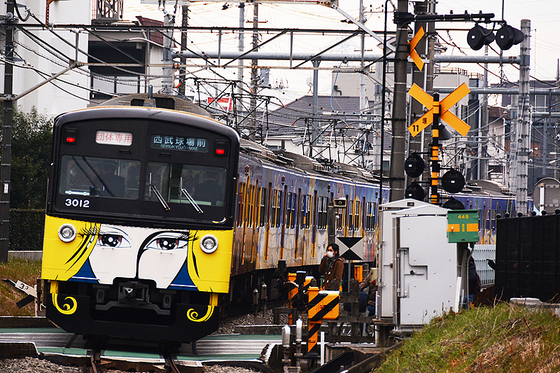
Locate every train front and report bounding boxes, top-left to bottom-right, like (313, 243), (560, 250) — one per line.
(41, 107), (239, 343)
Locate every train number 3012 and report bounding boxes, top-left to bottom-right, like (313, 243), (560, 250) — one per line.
(65, 198), (90, 208)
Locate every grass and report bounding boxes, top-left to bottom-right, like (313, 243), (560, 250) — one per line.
(0, 257), (42, 316)
(374, 303), (560, 373)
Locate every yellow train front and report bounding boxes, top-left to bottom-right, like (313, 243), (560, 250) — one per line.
(42, 105), (239, 343)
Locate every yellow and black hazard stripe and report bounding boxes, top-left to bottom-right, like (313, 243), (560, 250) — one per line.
(307, 288), (339, 353)
(308, 291), (339, 322)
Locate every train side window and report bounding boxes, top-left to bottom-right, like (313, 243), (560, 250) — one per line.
(271, 190), (279, 228)
(276, 190), (283, 228)
(259, 187), (267, 227)
(237, 181), (245, 227)
(312, 191), (318, 228)
(366, 202), (374, 231)
(287, 192), (296, 229)
(348, 200), (354, 230)
(247, 184), (254, 228)
(355, 199), (361, 231)
(318, 196), (327, 229)
(301, 194), (311, 228)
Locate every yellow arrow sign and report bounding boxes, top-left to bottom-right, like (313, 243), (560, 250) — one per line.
(407, 83), (471, 137)
(409, 27), (425, 71)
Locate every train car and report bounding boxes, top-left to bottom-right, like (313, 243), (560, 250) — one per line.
(41, 103), (240, 343)
(229, 143), (389, 300)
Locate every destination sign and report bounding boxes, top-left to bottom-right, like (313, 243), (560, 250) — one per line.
(151, 135), (208, 152)
(96, 131), (133, 146)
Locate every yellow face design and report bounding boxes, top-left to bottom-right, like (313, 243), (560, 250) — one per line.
(42, 216), (100, 281)
(42, 216), (234, 293)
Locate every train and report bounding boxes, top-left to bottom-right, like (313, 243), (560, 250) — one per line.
(41, 94), (519, 345)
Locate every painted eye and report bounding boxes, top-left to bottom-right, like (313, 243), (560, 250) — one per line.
(100, 234), (122, 247)
(97, 228), (131, 248)
(146, 233), (189, 251)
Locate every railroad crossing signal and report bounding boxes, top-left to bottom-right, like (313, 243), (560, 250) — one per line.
(407, 83), (471, 137)
(409, 26), (425, 71)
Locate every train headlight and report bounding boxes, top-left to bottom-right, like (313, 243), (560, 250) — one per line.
(58, 224), (77, 243)
(200, 234), (218, 254)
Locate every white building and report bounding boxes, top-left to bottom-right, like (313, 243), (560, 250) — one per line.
(0, 0), (165, 117)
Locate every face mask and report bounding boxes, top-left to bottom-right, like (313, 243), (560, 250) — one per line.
(326, 251), (334, 258)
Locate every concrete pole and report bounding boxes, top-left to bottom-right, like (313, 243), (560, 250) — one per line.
(178, 5), (188, 97)
(249, 3), (259, 141)
(479, 45), (489, 180)
(311, 59), (320, 158)
(389, 0), (409, 201)
(237, 3), (245, 113)
(162, 11), (175, 95)
(0, 0), (14, 263)
(409, 1), (427, 155)
(515, 19), (531, 214)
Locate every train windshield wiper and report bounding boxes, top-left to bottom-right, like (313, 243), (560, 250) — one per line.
(149, 184), (170, 211)
(181, 188), (204, 214)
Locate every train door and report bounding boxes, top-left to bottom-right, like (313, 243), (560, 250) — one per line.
(263, 183), (272, 264)
(294, 188), (301, 261)
(250, 181), (259, 266)
(280, 185), (287, 260)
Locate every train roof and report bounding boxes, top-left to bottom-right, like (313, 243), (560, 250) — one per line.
(98, 93), (212, 118)
(239, 138), (381, 184)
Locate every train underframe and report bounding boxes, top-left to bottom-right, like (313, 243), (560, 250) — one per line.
(45, 279), (219, 343)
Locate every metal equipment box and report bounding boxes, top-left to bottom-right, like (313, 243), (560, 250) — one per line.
(447, 210), (479, 243)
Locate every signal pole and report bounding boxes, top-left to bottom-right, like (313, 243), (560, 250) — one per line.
(514, 19), (531, 214)
(389, 0), (409, 201)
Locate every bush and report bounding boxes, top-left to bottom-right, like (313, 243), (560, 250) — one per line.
(9, 209), (45, 251)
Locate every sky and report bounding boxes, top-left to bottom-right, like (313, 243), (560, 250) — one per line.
(122, 0), (560, 103)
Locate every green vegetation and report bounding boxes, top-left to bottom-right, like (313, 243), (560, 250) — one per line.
(0, 258), (42, 316)
(11, 107), (53, 209)
(375, 304), (560, 372)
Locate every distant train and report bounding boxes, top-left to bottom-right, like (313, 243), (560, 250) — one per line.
(41, 94), (521, 344)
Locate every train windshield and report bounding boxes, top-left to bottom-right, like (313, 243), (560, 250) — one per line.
(59, 155), (140, 199)
(146, 163), (227, 208)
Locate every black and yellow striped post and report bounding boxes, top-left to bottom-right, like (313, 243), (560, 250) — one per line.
(307, 287), (339, 355)
(287, 273), (297, 325)
(430, 94), (440, 205)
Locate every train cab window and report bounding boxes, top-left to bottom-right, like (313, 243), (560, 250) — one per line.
(59, 155), (140, 199)
(145, 162), (226, 207)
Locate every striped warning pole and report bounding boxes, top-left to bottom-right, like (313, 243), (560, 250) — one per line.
(307, 288), (340, 355)
(287, 273), (297, 325)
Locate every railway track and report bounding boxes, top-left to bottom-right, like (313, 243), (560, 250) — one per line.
(0, 325), (281, 372)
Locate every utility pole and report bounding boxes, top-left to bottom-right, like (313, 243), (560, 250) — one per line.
(0, 0), (15, 263)
(409, 1), (427, 155)
(389, 0), (409, 201)
(514, 19), (531, 214)
(248, 2), (259, 141)
(310, 59), (320, 159)
(237, 2), (245, 124)
(478, 45), (489, 180)
(178, 5), (188, 97)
